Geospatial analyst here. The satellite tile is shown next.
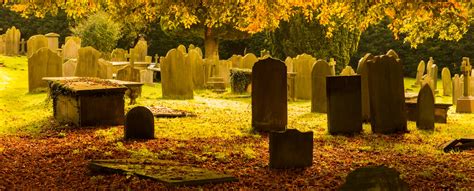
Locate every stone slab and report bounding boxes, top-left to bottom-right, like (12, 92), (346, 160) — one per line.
(269, 129), (313, 169)
(456, 96), (474, 113)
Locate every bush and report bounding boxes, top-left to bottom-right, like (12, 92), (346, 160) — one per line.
(71, 12), (121, 53)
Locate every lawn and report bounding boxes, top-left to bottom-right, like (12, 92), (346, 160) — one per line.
(0, 55), (473, 189)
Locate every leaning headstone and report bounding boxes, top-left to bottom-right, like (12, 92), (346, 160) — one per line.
(311, 59), (332, 113)
(326, 75), (362, 135)
(441, 67), (452, 96)
(177, 44), (187, 54)
(62, 59), (77, 77)
(367, 55), (407, 134)
(124, 106), (155, 139)
(242, 53), (258, 69)
(0, 35), (5, 55)
(416, 84), (435, 130)
(414, 60), (426, 87)
(62, 39), (80, 59)
(187, 49), (205, 88)
(27, 35), (48, 57)
(161, 49), (193, 99)
(357, 53), (373, 122)
(28, 47), (62, 92)
(294, 54), (316, 100)
(339, 166), (409, 191)
(75, 46), (101, 77)
(339, 66), (356, 76)
(269, 129), (313, 169)
(110, 48), (127, 61)
(45, 33), (60, 53)
(5, 26), (21, 56)
(452, 74), (461, 105)
(252, 58), (287, 132)
(134, 39), (147, 62)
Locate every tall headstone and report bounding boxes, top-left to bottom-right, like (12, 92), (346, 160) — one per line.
(430, 64), (438, 91)
(187, 49), (205, 89)
(367, 55), (407, 134)
(134, 39), (147, 62)
(252, 58), (287, 132)
(45, 33), (60, 53)
(416, 84), (435, 130)
(28, 47), (62, 92)
(62, 59), (77, 77)
(27, 35), (48, 57)
(357, 53), (373, 122)
(339, 66), (356, 76)
(5, 26), (21, 56)
(414, 60), (426, 87)
(75, 46), (101, 77)
(161, 49), (193, 99)
(124, 106), (155, 139)
(242, 53), (258, 69)
(62, 39), (80, 59)
(311, 59), (332, 113)
(441, 67), (452, 96)
(0, 35), (5, 55)
(269, 129), (313, 169)
(294, 54), (316, 100)
(110, 48), (127, 61)
(326, 75), (362, 135)
(452, 74), (461, 105)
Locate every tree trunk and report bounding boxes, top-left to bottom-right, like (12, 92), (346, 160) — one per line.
(204, 27), (219, 59)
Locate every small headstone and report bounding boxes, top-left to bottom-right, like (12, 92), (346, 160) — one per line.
(339, 166), (409, 191)
(62, 38), (80, 59)
(187, 49), (205, 89)
(242, 53), (258, 69)
(20, 38), (26, 55)
(416, 84), (435, 130)
(45, 33), (60, 53)
(329, 58), (336, 76)
(28, 47), (62, 92)
(284, 57), (294, 72)
(311, 59), (332, 113)
(140, 69), (154, 85)
(124, 106), (155, 139)
(414, 60), (426, 86)
(27, 35), (48, 57)
(356, 53), (373, 122)
(386, 49), (400, 60)
(430, 64), (438, 91)
(117, 65), (141, 82)
(269, 129), (313, 169)
(65, 36), (81, 46)
(452, 74), (461, 105)
(339, 66), (356, 76)
(441, 67), (452, 96)
(294, 54), (316, 100)
(97, 59), (113, 79)
(228, 54), (243, 68)
(62, 59), (77, 77)
(75, 46), (101, 77)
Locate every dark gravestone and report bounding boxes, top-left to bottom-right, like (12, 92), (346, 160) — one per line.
(339, 166), (409, 191)
(252, 58), (287, 132)
(269, 129), (313, 169)
(125, 106), (155, 139)
(416, 84), (435, 130)
(326, 75), (362, 135)
(311, 60), (333, 113)
(441, 138), (474, 152)
(367, 55), (407, 134)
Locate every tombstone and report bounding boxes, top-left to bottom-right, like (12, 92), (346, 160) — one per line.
(339, 66), (356, 76)
(177, 44), (187, 54)
(326, 75), (362, 135)
(65, 36), (81, 46)
(441, 67), (452, 96)
(386, 49), (399, 60)
(117, 65), (140, 82)
(62, 59), (77, 77)
(188, 44), (195, 51)
(328, 58), (336, 76)
(145, 56), (152, 63)
(28, 47), (62, 92)
(311, 59), (332, 113)
(294, 54), (316, 100)
(19, 38), (26, 55)
(452, 74), (461, 105)
(0, 35), (5, 55)
(161, 49), (193, 99)
(357, 53), (373, 122)
(27, 35), (48, 57)
(124, 106), (155, 139)
(430, 64), (438, 91)
(284, 57), (294, 72)
(228, 55), (243, 68)
(269, 129), (313, 169)
(75, 46), (101, 77)
(456, 57), (474, 113)
(416, 84), (435, 130)
(140, 69), (154, 85)
(134, 39), (147, 62)
(45, 33), (60, 53)
(339, 166), (409, 191)
(187, 49), (205, 89)
(62, 39), (80, 59)
(242, 53), (258, 69)
(5, 26), (21, 56)
(97, 59), (113, 79)
(252, 58), (287, 132)
(216, 60), (232, 87)
(414, 60), (426, 87)
(110, 48), (127, 61)
(367, 55), (407, 134)
(193, 47), (203, 58)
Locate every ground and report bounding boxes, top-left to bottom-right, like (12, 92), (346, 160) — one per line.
(0, 55), (473, 190)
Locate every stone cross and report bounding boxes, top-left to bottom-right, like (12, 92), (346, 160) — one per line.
(329, 58), (336, 76)
(461, 57), (471, 97)
(154, 54), (159, 64)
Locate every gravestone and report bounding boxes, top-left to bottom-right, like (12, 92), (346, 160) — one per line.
(430, 64), (438, 91)
(386, 49), (399, 60)
(111, 48), (127, 61)
(45, 33), (60, 53)
(452, 74), (461, 105)
(62, 59), (77, 77)
(252, 58), (287, 132)
(177, 44), (187, 54)
(414, 60), (426, 87)
(456, 57), (474, 113)
(269, 129), (313, 169)
(216, 60), (232, 87)
(124, 106), (155, 139)
(5, 26), (21, 56)
(357, 53), (373, 122)
(339, 66), (356, 76)
(339, 166), (409, 191)
(161, 49), (193, 99)
(97, 59), (113, 79)
(294, 54), (316, 100)
(134, 39), (147, 62)
(62, 38), (80, 59)
(188, 44), (195, 51)
(228, 54), (243, 68)
(367, 55), (407, 134)
(65, 36), (81, 46)
(0, 35), (5, 55)
(311, 59), (332, 113)
(187, 49), (205, 89)
(416, 84), (435, 130)
(326, 75), (362, 135)
(75, 46), (101, 77)
(284, 57), (294, 73)
(145, 56), (152, 63)
(27, 35), (48, 57)
(117, 65), (140, 82)
(441, 67), (452, 96)
(28, 47), (62, 92)
(140, 69), (154, 85)
(242, 53), (258, 69)
(329, 58), (336, 76)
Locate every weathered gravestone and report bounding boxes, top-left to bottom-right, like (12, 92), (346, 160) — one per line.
(242, 53), (258, 69)
(28, 47), (62, 92)
(456, 57), (474, 113)
(367, 55), (407, 134)
(452, 74), (461, 105)
(441, 67), (452, 96)
(134, 39), (147, 62)
(252, 58), (287, 132)
(27, 35), (48, 57)
(5, 26), (21, 56)
(416, 84), (435, 130)
(339, 66), (356, 76)
(386, 49), (400, 60)
(62, 38), (80, 59)
(62, 59), (77, 77)
(177, 44), (187, 54)
(0, 35), (5, 55)
(228, 54), (243, 68)
(413, 60), (426, 87)
(45, 33), (60, 53)
(311, 59), (332, 113)
(75, 46), (101, 77)
(430, 64), (438, 91)
(140, 69), (154, 85)
(124, 106), (155, 139)
(339, 166), (409, 191)
(161, 49), (193, 99)
(110, 48), (127, 61)
(269, 129), (313, 169)
(97, 59), (113, 79)
(117, 65), (140, 82)
(187, 49), (205, 88)
(284, 57), (294, 73)
(294, 54), (316, 100)
(65, 36), (81, 46)
(326, 75), (362, 135)
(357, 53), (373, 122)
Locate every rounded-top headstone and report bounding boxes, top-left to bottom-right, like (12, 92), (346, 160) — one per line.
(416, 84), (435, 130)
(125, 106), (155, 139)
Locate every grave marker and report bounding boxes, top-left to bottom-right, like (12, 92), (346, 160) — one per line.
(416, 84), (435, 130)
(452, 74), (461, 105)
(28, 47), (62, 92)
(161, 49), (193, 99)
(5, 26), (21, 56)
(294, 54), (316, 100)
(45, 33), (60, 53)
(75, 46), (101, 77)
(124, 106), (155, 139)
(27, 35), (48, 57)
(269, 129), (313, 169)
(414, 60), (425, 87)
(62, 38), (80, 59)
(62, 59), (77, 77)
(441, 67), (452, 96)
(356, 53), (373, 122)
(134, 39), (147, 62)
(311, 59), (332, 113)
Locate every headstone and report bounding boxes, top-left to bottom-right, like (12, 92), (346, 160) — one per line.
(62, 59), (77, 77)
(416, 84), (435, 130)
(110, 48), (127, 61)
(116, 65), (140, 82)
(456, 57), (474, 113)
(367, 55), (407, 134)
(28, 47), (62, 92)
(19, 38), (26, 55)
(329, 58), (336, 76)
(339, 166), (409, 191)
(134, 39), (147, 62)
(62, 39), (80, 59)
(177, 44), (187, 54)
(252, 58), (287, 132)
(386, 49), (399, 60)
(161, 49), (193, 99)
(441, 67), (452, 96)
(228, 55), (243, 68)
(5, 26), (21, 56)
(326, 75), (362, 135)
(242, 53), (258, 69)
(269, 129), (313, 169)
(414, 60), (426, 86)
(430, 64), (438, 91)
(65, 36), (81, 46)
(284, 57), (294, 72)
(140, 69), (154, 85)
(45, 33), (60, 53)
(311, 59), (332, 113)
(145, 56), (152, 63)
(339, 66), (356, 76)
(27, 35), (48, 57)
(124, 106), (154, 139)
(216, 60), (232, 87)
(75, 46), (101, 77)
(357, 53), (373, 122)
(97, 59), (113, 79)
(0, 35), (5, 55)
(187, 49), (205, 88)
(452, 74), (461, 105)
(294, 54), (316, 100)
(188, 44), (195, 51)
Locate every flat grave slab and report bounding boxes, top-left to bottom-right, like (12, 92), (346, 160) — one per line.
(440, 138), (474, 152)
(147, 106), (196, 118)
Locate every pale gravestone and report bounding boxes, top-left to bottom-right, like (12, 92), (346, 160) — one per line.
(111, 48), (127, 61)
(5, 26), (21, 56)
(62, 39), (80, 59)
(357, 53), (373, 122)
(28, 47), (62, 92)
(134, 39), (147, 62)
(75, 46), (101, 77)
(441, 67), (452, 96)
(242, 53), (258, 69)
(161, 49), (193, 99)
(367, 55), (407, 134)
(27, 35), (48, 57)
(145, 56), (152, 63)
(117, 65), (140, 82)
(452, 74), (461, 105)
(45, 33), (60, 53)
(329, 58), (336, 76)
(269, 129), (313, 169)
(414, 60), (426, 87)
(216, 60), (232, 87)
(284, 57), (294, 73)
(326, 75), (362, 135)
(416, 84), (435, 130)
(97, 59), (113, 79)
(0, 35), (5, 55)
(187, 49), (205, 89)
(62, 59), (77, 77)
(294, 54), (316, 100)
(430, 64), (438, 91)
(228, 55), (243, 68)
(386, 49), (399, 60)
(65, 36), (81, 46)
(177, 44), (187, 54)
(252, 58), (287, 132)
(311, 59), (332, 113)
(188, 44), (195, 51)
(339, 66), (356, 76)
(124, 106), (155, 139)
(140, 69), (154, 85)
